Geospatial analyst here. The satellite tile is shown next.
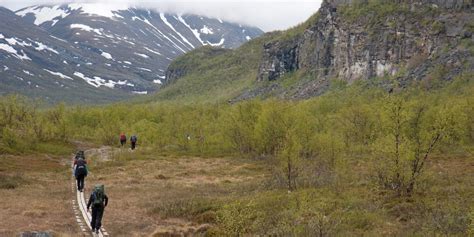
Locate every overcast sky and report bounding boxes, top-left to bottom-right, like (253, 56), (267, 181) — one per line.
(0, 0), (322, 31)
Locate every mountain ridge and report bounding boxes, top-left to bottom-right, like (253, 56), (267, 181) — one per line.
(0, 4), (263, 104)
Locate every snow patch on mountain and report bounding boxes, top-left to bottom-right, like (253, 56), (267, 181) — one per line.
(159, 13), (195, 49)
(132, 91), (148, 95)
(137, 67), (152, 72)
(208, 38), (225, 47)
(34, 41), (59, 54)
(144, 47), (161, 55)
(139, 17), (187, 53)
(134, 52), (149, 58)
(0, 43), (31, 60)
(101, 52), (113, 60)
(44, 69), (73, 80)
(200, 25), (214, 34)
(67, 3), (127, 18)
(16, 5), (70, 25)
(177, 15), (205, 46)
(23, 70), (34, 76)
(74, 72), (135, 88)
(5, 37), (27, 47)
(70, 24), (103, 35)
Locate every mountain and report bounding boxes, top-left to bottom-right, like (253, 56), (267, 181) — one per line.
(0, 4), (263, 104)
(157, 0), (473, 103)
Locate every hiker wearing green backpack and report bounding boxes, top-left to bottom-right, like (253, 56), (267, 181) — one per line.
(87, 184), (109, 234)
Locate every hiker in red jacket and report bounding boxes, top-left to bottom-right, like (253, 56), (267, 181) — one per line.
(120, 133), (127, 147)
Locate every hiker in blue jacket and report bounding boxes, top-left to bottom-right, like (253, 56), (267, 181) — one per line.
(130, 135), (137, 150)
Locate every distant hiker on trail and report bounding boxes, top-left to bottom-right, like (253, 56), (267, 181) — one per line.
(120, 133), (127, 147)
(73, 150), (85, 175)
(130, 135), (137, 150)
(74, 156), (88, 192)
(87, 184), (109, 234)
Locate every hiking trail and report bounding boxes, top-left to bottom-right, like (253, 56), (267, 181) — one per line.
(70, 147), (109, 237)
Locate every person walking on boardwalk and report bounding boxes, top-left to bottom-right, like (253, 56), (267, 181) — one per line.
(130, 135), (137, 150)
(74, 156), (88, 192)
(120, 132), (127, 147)
(87, 184), (109, 234)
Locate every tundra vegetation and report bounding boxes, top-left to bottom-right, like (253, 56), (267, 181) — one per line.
(0, 72), (472, 235)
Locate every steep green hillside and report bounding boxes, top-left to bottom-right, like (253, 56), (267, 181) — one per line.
(147, 33), (278, 103)
(154, 0), (473, 102)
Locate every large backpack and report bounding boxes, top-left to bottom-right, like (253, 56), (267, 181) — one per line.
(131, 135), (137, 142)
(120, 134), (126, 141)
(75, 150), (85, 160)
(75, 158), (88, 176)
(93, 184), (105, 206)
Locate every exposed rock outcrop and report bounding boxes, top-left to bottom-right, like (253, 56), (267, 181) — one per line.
(256, 0), (473, 98)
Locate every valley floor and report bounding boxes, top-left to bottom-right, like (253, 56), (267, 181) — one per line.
(0, 154), (79, 236)
(0, 145), (268, 236)
(0, 145), (472, 236)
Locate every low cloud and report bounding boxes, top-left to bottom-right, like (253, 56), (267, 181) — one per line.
(0, 0), (322, 31)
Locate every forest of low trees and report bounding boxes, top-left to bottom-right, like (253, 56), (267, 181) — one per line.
(1, 74), (473, 235)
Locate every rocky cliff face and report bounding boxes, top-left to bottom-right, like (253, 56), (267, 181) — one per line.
(256, 0), (473, 98)
(328, 0), (472, 9)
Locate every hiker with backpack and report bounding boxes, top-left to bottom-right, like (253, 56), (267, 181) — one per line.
(87, 184), (109, 234)
(130, 135), (137, 150)
(120, 133), (127, 147)
(74, 156), (88, 192)
(72, 150), (85, 175)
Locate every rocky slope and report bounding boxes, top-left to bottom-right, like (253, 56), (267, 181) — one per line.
(0, 4), (263, 104)
(161, 0), (473, 102)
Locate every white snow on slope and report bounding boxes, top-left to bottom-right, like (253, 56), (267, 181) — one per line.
(5, 37), (31, 47)
(153, 79), (162, 84)
(2, 36), (58, 54)
(0, 44), (31, 60)
(70, 24), (103, 35)
(134, 53), (149, 58)
(16, 5), (70, 25)
(200, 25), (214, 34)
(144, 47), (161, 55)
(34, 41), (59, 54)
(139, 18), (187, 53)
(208, 38), (225, 47)
(137, 67), (152, 72)
(159, 13), (195, 49)
(44, 69), (73, 80)
(74, 72), (134, 88)
(246, 36), (251, 41)
(50, 35), (67, 43)
(177, 15), (205, 46)
(67, 3), (127, 18)
(132, 91), (148, 95)
(23, 70), (34, 76)
(101, 52), (113, 60)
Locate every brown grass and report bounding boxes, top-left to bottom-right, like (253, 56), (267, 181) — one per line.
(0, 154), (82, 236)
(83, 148), (268, 236)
